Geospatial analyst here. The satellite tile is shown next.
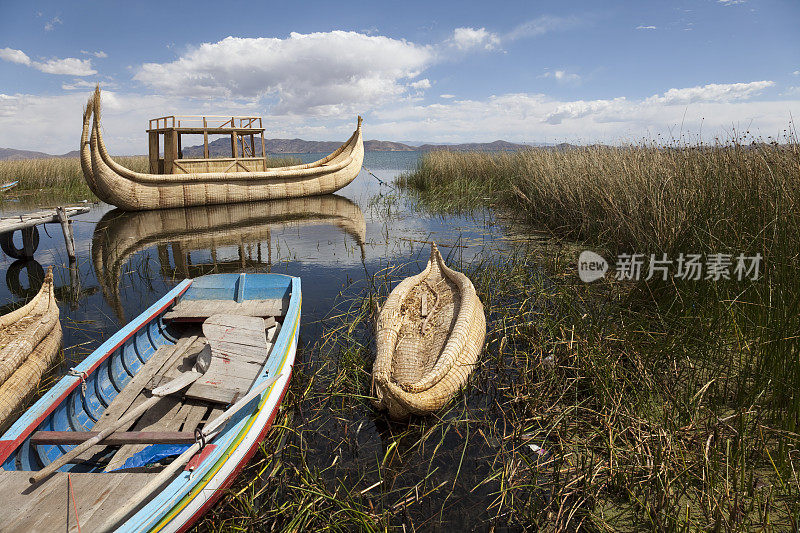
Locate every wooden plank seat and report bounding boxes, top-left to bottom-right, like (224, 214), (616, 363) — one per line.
(31, 431), (196, 446)
(163, 299), (288, 321)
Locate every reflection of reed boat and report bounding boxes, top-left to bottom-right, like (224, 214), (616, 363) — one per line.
(0, 273), (299, 532)
(372, 244), (486, 419)
(92, 195), (366, 320)
(0, 268), (61, 429)
(81, 87), (364, 211)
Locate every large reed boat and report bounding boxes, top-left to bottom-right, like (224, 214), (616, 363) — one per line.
(81, 87), (364, 211)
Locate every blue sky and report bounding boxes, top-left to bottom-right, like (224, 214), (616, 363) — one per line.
(0, 0), (798, 153)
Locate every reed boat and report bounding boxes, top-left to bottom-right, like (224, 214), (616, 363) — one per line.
(0, 272), (300, 532)
(81, 87), (364, 211)
(91, 195), (365, 321)
(0, 267), (61, 429)
(372, 244), (485, 419)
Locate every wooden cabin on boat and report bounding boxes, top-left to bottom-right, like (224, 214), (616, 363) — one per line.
(147, 115), (270, 175)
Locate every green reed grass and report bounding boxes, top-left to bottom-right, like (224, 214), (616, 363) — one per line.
(391, 133), (800, 529)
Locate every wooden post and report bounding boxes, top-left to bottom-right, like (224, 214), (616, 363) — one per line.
(56, 207), (76, 261)
(177, 132), (182, 159)
(203, 117), (209, 159)
(164, 130), (177, 174)
(21, 227), (36, 258)
(231, 131), (238, 159)
(148, 132), (159, 174)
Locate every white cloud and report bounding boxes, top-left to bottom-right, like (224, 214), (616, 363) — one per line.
(0, 47), (96, 76)
(134, 32), (433, 116)
(440, 94), (455, 99)
(782, 86), (800, 96)
(0, 47), (31, 65)
(793, 70), (799, 76)
(540, 69), (581, 83)
(448, 27), (501, 51)
(36, 57), (96, 76)
(506, 15), (581, 41)
(0, 81), (797, 153)
(643, 81), (774, 105)
(718, 0), (746, 4)
(61, 79), (116, 91)
(636, 25), (657, 30)
(410, 78), (431, 90)
(44, 16), (62, 31)
(369, 89), (798, 144)
(81, 50), (108, 58)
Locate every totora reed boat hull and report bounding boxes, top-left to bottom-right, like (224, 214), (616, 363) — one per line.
(372, 244), (486, 419)
(81, 87), (364, 211)
(0, 267), (61, 430)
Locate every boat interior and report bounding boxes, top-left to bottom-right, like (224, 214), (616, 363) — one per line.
(0, 273), (294, 532)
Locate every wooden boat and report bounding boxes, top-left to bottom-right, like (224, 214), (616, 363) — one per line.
(372, 243), (486, 419)
(91, 195), (365, 321)
(0, 272), (300, 532)
(80, 87), (364, 211)
(0, 267), (61, 429)
(1, 180), (19, 193)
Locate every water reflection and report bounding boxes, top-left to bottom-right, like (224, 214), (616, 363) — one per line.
(92, 194), (367, 320)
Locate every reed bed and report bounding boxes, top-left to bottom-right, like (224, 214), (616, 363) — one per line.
(194, 235), (799, 530)
(379, 135), (800, 529)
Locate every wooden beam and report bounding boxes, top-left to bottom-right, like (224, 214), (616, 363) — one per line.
(164, 130), (177, 174)
(203, 117), (209, 159)
(148, 131), (159, 173)
(30, 431), (195, 446)
(231, 130), (238, 159)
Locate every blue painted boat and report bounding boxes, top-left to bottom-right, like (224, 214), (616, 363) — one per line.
(0, 180), (18, 193)
(0, 272), (300, 532)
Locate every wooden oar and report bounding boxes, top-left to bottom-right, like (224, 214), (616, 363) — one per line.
(29, 344), (211, 485)
(97, 373), (283, 533)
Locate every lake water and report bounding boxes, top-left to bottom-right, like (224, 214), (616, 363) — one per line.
(0, 151), (521, 528)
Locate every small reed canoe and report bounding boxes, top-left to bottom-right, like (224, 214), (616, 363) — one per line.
(372, 244), (485, 419)
(0, 267), (61, 429)
(81, 87), (364, 211)
(0, 272), (300, 532)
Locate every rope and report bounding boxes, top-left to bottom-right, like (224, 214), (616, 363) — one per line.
(68, 473), (82, 533)
(68, 368), (87, 398)
(362, 165), (393, 188)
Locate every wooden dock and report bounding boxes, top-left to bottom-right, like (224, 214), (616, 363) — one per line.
(0, 206), (90, 261)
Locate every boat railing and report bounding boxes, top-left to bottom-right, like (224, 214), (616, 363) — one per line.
(147, 115), (268, 174)
(148, 115), (264, 132)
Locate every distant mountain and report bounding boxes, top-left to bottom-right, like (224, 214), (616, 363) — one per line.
(1, 138), (550, 161)
(179, 137), (536, 156)
(0, 147), (80, 160)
